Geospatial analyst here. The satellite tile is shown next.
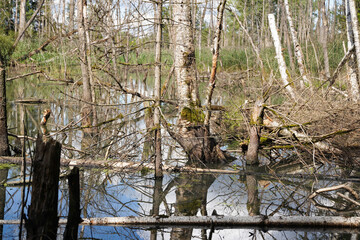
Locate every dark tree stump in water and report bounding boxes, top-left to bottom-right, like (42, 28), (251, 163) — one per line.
(64, 167), (81, 240)
(26, 136), (61, 240)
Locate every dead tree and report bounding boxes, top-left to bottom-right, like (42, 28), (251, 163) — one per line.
(154, 0), (163, 178)
(283, 0), (311, 89)
(64, 167), (81, 240)
(268, 14), (297, 100)
(246, 99), (264, 165)
(26, 137), (61, 240)
(346, 0), (360, 101)
(170, 0), (227, 163)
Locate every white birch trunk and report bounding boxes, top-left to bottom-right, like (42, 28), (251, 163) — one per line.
(346, 0), (360, 102)
(283, 0), (310, 89)
(173, 0), (199, 112)
(349, 0), (360, 82)
(154, 0), (163, 178)
(268, 14), (297, 100)
(18, 0), (26, 37)
(9, 216), (360, 229)
(5, 216), (360, 230)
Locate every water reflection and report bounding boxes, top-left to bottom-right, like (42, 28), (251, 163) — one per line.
(3, 74), (360, 239)
(170, 172), (215, 240)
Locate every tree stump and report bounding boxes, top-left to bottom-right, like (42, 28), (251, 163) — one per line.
(26, 136), (61, 240)
(64, 167), (81, 240)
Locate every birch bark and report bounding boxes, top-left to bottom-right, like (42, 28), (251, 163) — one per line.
(283, 0), (310, 89)
(349, 0), (360, 89)
(346, 0), (360, 102)
(19, 0), (26, 39)
(171, 0), (226, 163)
(268, 14), (297, 100)
(154, 0), (163, 178)
(173, 0), (198, 111)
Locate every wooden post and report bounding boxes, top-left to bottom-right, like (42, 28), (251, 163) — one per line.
(64, 167), (81, 240)
(26, 136), (61, 240)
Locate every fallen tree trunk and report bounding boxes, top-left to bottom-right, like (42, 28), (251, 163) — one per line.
(4, 216), (360, 229)
(0, 156), (236, 174)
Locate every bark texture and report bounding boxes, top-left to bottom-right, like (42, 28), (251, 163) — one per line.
(77, 0), (93, 131)
(154, 0), (163, 178)
(26, 137), (61, 240)
(268, 14), (296, 100)
(283, 0), (310, 88)
(246, 100), (264, 165)
(346, 0), (360, 102)
(172, 0), (226, 163)
(18, 0), (26, 38)
(64, 167), (81, 240)
(0, 67), (10, 156)
(348, 0), (360, 83)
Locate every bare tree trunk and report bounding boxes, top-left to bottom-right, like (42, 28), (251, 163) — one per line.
(321, 0), (330, 78)
(68, 0), (75, 32)
(268, 14), (297, 100)
(306, 0), (312, 39)
(154, 0), (163, 178)
(346, 0), (360, 102)
(198, 0), (208, 60)
(171, 0), (226, 163)
(64, 167), (81, 240)
(246, 100), (264, 165)
(0, 66), (10, 157)
(77, 0), (93, 131)
(282, 9), (295, 71)
(204, 0), (226, 126)
(173, 0), (198, 110)
(349, 0), (360, 84)
(26, 137), (61, 240)
(19, 0), (26, 39)
(283, 0), (311, 89)
(15, 0), (19, 33)
(207, 0), (213, 47)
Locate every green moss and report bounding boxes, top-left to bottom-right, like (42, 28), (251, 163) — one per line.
(260, 136), (272, 144)
(140, 166), (151, 176)
(180, 106), (205, 124)
(0, 163), (15, 169)
(178, 199), (202, 215)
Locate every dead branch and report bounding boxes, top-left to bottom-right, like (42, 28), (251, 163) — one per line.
(328, 46), (355, 85)
(309, 184), (359, 199)
(16, 30), (78, 62)
(336, 192), (360, 206)
(6, 71), (42, 81)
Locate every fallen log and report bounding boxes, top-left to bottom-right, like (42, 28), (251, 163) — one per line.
(3, 216), (360, 229)
(3, 156), (360, 183)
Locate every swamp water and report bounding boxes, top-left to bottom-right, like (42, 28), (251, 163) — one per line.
(2, 74), (360, 239)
